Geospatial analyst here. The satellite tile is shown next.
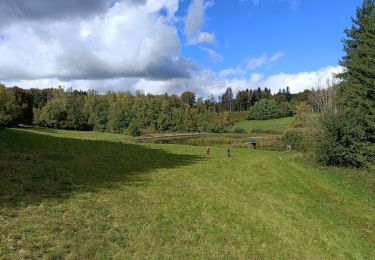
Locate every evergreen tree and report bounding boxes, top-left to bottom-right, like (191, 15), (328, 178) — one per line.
(235, 90), (247, 111)
(336, 0), (375, 164)
(338, 0), (375, 138)
(82, 90), (97, 128)
(94, 102), (109, 132)
(157, 100), (172, 131)
(66, 103), (86, 130)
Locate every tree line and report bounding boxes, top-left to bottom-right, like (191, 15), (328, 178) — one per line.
(0, 84), (309, 134)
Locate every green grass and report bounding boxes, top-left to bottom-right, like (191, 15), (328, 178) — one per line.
(228, 111), (250, 123)
(198, 111), (249, 126)
(152, 133), (284, 151)
(1, 127), (375, 258)
(232, 117), (295, 134)
(17, 126), (135, 142)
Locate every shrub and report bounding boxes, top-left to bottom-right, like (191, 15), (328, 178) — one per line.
(127, 122), (142, 137)
(233, 127), (246, 134)
(316, 110), (370, 168)
(210, 123), (229, 133)
(277, 102), (293, 118)
(282, 128), (306, 151)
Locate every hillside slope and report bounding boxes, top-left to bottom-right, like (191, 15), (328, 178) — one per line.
(0, 128), (374, 259)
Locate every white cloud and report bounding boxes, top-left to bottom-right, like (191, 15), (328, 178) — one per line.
(0, 0), (195, 82)
(184, 0), (215, 45)
(187, 31), (215, 45)
(269, 51), (286, 62)
(247, 51), (286, 70)
(5, 66), (343, 98)
(222, 66), (342, 95)
(260, 65), (343, 93)
(193, 65), (342, 96)
(219, 66), (245, 77)
(184, 0), (205, 36)
(250, 73), (264, 82)
(0, 1), (337, 98)
(247, 54), (268, 70)
(199, 47), (223, 62)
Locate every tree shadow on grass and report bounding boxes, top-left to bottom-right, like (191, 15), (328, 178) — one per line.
(0, 128), (203, 207)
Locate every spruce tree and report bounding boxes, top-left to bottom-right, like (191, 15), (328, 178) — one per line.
(336, 0), (375, 164)
(338, 0), (375, 142)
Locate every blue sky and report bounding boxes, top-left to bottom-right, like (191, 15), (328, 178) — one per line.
(0, 0), (362, 96)
(179, 0), (360, 78)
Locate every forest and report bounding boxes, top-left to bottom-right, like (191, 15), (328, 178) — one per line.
(0, 84), (306, 134)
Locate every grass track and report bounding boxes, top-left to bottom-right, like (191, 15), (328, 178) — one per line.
(0, 128), (374, 258)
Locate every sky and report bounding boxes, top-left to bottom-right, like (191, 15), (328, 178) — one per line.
(0, 0), (362, 97)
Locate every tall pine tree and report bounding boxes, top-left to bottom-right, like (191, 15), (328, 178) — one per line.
(317, 0), (375, 167)
(338, 0), (375, 144)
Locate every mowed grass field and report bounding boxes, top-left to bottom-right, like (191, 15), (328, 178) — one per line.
(1, 127), (375, 258)
(232, 117), (295, 134)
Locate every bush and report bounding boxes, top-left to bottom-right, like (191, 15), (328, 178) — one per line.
(210, 123), (229, 133)
(282, 128), (306, 151)
(127, 122), (142, 137)
(316, 111), (370, 168)
(277, 102), (293, 118)
(233, 127), (246, 134)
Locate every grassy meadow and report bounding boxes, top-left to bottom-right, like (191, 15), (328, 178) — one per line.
(1, 126), (375, 259)
(232, 117), (295, 134)
(143, 114), (294, 150)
